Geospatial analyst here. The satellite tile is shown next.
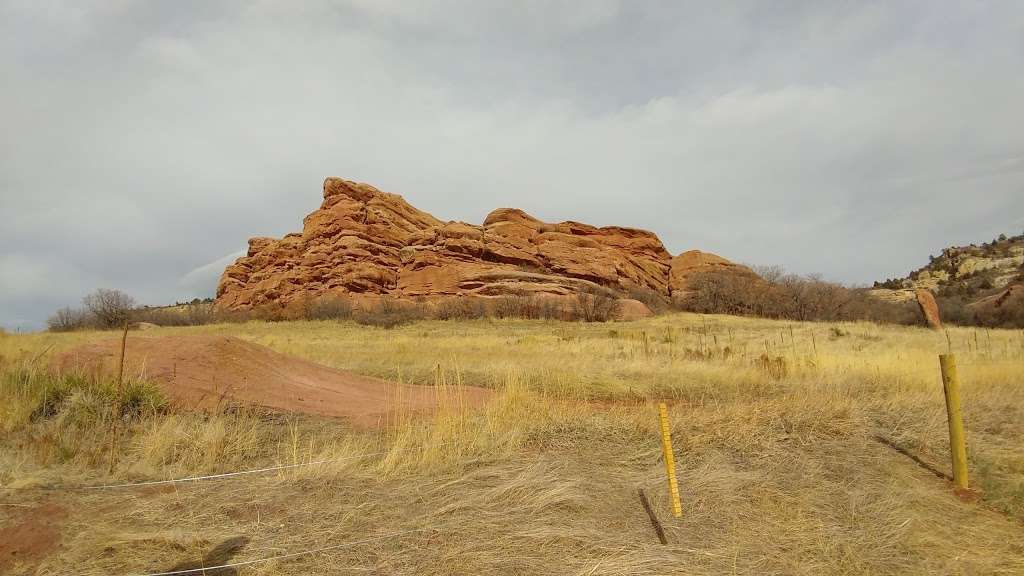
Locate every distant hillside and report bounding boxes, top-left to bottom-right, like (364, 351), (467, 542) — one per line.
(871, 233), (1024, 303)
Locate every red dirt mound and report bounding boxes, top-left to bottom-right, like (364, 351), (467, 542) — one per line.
(0, 501), (67, 574)
(53, 335), (491, 426)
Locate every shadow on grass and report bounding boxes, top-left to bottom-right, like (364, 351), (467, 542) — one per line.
(160, 536), (249, 575)
(874, 435), (953, 482)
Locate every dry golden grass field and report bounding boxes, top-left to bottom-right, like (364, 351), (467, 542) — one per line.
(2, 313), (1023, 575)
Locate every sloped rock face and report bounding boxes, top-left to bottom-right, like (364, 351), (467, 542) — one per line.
(216, 178), (743, 309)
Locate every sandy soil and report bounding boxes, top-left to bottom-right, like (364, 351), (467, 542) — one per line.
(52, 335), (491, 426)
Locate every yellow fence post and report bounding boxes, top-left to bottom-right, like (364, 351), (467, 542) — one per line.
(938, 354), (969, 490)
(658, 403), (683, 518)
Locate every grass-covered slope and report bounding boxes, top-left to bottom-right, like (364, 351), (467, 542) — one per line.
(1, 315), (1023, 575)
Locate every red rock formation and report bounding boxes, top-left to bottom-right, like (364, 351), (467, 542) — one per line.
(667, 250), (759, 296)
(216, 177), (746, 310)
(914, 288), (943, 330)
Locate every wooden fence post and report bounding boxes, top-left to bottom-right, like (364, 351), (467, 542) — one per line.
(107, 320), (130, 474)
(938, 354), (968, 490)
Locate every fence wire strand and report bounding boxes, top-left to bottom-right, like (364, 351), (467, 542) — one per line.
(2, 442), (457, 492)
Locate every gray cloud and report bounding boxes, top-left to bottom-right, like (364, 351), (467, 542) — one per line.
(2, 1), (1023, 330)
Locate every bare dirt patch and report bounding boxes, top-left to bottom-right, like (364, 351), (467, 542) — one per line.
(53, 335), (491, 426)
(0, 501), (67, 574)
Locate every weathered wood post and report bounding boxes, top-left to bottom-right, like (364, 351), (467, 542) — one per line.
(938, 354), (968, 490)
(107, 320), (130, 473)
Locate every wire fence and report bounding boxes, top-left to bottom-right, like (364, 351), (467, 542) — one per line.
(1, 442), (458, 492)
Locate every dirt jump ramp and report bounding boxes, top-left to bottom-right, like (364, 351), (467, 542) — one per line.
(53, 335), (491, 427)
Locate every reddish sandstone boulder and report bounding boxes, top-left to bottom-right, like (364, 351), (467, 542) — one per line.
(668, 250), (758, 297)
(616, 299), (654, 321)
(216, 177), (746, 311)
(914, 288), (943, 330)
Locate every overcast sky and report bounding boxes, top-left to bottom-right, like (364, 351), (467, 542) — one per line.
(2, 1), (1023, 330)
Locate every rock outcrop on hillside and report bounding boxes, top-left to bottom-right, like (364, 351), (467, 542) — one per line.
(871, 234), (1024, 304)
(216, 177), (749, 311)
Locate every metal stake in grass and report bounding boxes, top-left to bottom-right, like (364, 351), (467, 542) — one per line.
(658, 403), (683, 518)
(107, 319), (130, 474)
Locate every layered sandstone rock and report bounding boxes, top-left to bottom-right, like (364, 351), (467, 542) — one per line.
(667, 250), (758, 296)
(216, 177), (746, 310)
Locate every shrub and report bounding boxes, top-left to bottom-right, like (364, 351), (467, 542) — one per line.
(839, 291), (920, 325)
(680, 270), (763, 317)
(486, 294), (563, 320)
(679, 268), (923, 325)
(572, 287), (621, 322)
(627, 286), (671, 314)
(973, 289), (1024, 329)
(492, 295), (537, 319)
(354, 298), (427, 328)
(434, 297), (489, 320)
(134, 303), (218, 327)
(934, 296), (973, 326)
(306, 295), (353, 321)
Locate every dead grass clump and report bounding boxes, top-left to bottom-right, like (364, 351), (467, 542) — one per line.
(0, 367), (166, 469)
(130, 407), (271, 476)
(754, 354), (789, 380)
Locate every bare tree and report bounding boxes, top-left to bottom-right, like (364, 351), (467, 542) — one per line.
(751, 264), (786, 284)
(83, 288), (135, 329)
(573, 286), (621, 322)
(47, 306), (91, 332)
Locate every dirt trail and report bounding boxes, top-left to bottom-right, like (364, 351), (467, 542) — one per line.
(53, 335), (491, 426)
